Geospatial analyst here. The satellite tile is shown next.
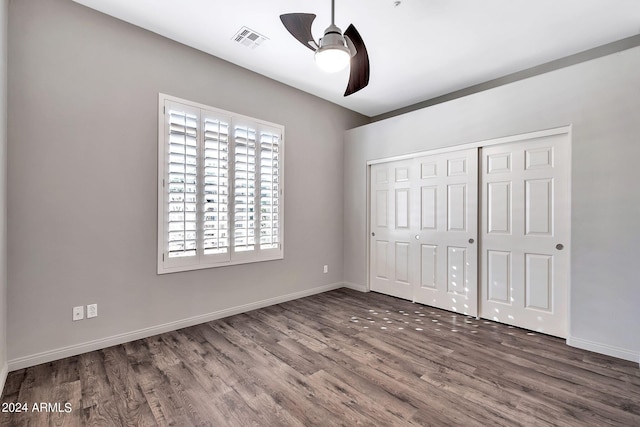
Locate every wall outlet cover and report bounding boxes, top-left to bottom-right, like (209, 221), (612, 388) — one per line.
(73, 306), (84, 321)
(87, 303), (98, 318)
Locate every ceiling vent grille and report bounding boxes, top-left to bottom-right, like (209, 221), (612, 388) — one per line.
(233, 27), (268, 49)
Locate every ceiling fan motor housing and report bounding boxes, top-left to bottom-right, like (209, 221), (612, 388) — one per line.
(318, 24), (350, 53)
(315, 23), (352, 73)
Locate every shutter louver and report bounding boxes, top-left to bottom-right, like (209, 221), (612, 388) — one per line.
(203, 117), (230, 255)
(233, 125), (256, 252)
(259, 131), (280, 249)
(167, 109), (198, 258)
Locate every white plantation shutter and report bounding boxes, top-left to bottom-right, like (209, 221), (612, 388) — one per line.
(202, 114), (231, 260)
(166, 104), (199, 262)
(259, 130), (280, 250)
(158, 95), (284, 274)
(233, 124), (257, 252)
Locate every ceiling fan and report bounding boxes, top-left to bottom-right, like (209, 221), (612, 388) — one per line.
(280, 0), (370, 97)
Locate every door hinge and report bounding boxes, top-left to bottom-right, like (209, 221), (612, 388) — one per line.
(162, 179), (165, 188)
(162, 253), (165, 261)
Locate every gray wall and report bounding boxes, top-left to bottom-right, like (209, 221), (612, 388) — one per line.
(0, 0), (7, 383)
(7, 0), (367, 364)
(345, 46), (640, 362)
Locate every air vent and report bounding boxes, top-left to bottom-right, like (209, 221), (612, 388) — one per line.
(233, 27), (268, 49)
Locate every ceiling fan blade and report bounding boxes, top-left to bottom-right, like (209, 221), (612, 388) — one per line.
(343, 24), (370, 96)
(280, 13), (319, 51)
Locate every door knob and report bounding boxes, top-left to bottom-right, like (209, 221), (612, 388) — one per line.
(556, 243), (564, 250)
(371, 232), (375, 237)
(468, 238), (475, 244)
(415, 235), (420, 240)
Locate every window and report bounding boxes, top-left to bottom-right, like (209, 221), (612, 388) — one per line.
(157, 94), (283, 274)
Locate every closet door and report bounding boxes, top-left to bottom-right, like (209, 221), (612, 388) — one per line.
(413, 149), (478, 316)
(370, 159), (415, 300)
(369, 149), (478, 316)
(480, 134), (570, 337)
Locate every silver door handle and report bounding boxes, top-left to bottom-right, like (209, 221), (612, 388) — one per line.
(415, 235), (420, 240)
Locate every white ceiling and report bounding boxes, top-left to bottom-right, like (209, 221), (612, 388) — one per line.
(73, 0), (640, 117)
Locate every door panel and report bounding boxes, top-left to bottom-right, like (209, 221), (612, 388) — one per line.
(487, 181), (510, 233)
(487, 250), (510, 303)
(396, 189), (410, 229)
(370, 160), (414, 300)
(395, 242), (410, 283)
(375, 190), (388, 228)
(374, 240), (389, 279)
(447, 246), (466, 293)
(525, 179), (553, 235)
(525, 253), (552, 311)
(413, 149), (478, 316)
(447, 184), (467, 231)
(420, 244), (437, 289)
(421, 186), (437, 229)
(370, 149), (477, 315)
(412, 149), (478, 316)
(480, 134), (569, 337)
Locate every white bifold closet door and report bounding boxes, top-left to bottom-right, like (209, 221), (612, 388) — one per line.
(370, 149), (478, 316)
(480, 133), (570, 337)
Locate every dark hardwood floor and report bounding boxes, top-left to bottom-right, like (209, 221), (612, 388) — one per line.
(2, 288), (639, 426)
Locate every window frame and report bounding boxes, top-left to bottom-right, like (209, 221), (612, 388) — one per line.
(157, 93), (284, 274)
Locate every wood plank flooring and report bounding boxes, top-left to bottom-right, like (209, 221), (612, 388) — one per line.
(2, 288), (639, 426)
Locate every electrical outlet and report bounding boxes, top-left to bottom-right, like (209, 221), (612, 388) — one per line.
(87, 303), (98, 318)
(323, 265), (328, 274)
(73, 306), (84, 321)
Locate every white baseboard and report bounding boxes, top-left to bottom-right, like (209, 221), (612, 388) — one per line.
(567, 336), (639, 366)
(342, 281), (368, 292)
(0, 362), (8, 396)
(8, 282), (346, 371)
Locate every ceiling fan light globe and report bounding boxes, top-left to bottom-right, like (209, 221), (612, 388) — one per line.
(315, 45), (351, 73)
